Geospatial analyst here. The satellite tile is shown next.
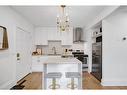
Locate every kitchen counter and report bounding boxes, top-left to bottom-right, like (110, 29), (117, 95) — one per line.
(32, 54), (61, 56)
(44, 57), (82, 64)
(43, 57), (82, 90)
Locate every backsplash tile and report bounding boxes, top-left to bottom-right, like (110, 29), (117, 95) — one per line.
(36, 40), (84, 55)
(37, 41), (62, 54)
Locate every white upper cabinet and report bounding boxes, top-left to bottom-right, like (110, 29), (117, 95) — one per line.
(61, 28), (73, 45)
(47, 27), (61, 40)
(34, 27), (73, 45)
(35, 28), (48, 45)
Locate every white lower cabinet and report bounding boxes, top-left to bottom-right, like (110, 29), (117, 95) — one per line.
(32, 56), (48, 72)
(32, 56), (61, 72)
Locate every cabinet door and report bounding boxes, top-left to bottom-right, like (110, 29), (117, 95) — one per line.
(32, 56), (48, 72)
(67, 28), (73, 45)
(35, 28), (48, 45)
(40, 56), (48, 63)
(32, 56), (38, 64)
(41, 29), (48, 45)
(35, 31), (42, 45)
(55, 28), (61, 40)
(61, 28), (73, 45)
(61, 32), (67, 45)
(47, 28), (55, 40)
(48, 27), (61, 40)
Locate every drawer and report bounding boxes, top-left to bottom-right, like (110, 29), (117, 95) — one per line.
(32, 56), (48, 64)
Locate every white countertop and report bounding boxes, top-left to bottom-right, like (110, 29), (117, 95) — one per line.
(44, 57), (82, 64)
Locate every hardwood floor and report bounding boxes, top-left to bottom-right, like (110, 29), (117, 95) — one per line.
(17, 72), (42, 89)
(17, 72), (127, 90)
(82, 72), (127, 89)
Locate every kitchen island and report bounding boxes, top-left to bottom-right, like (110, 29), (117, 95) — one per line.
(43, 57), (82, 89)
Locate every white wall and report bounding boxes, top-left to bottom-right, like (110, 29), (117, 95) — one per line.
(86, 6), (119, 30)
(0, 6), (34, 89)
(102, 7), (127, 86)
(71, 44), (84, 50)
(84, 29), (92, 73)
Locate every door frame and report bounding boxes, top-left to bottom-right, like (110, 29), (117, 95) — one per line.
(15, 26), (32, 82)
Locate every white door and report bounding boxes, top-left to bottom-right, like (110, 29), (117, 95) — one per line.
(16, 27), (31, 82)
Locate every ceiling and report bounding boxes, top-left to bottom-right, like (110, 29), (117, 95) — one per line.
(11, 6), (107, 27)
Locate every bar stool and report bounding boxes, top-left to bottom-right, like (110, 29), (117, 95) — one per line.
(66, 72), (81, 89)
(45, 72), (62, 89)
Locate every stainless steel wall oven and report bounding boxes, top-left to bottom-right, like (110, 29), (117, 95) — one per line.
(91, 42), (102, 81)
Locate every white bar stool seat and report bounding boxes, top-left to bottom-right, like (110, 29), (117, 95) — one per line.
(66, 72), (81, 89)
(45, 72), (62, 89)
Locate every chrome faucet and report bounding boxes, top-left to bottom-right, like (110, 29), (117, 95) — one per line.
(52, 47), (57, 55)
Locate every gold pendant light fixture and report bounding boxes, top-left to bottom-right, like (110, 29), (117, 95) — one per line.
(57, 5), (70, 32)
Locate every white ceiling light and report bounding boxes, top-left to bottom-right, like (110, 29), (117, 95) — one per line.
(57, 5), (70, 32)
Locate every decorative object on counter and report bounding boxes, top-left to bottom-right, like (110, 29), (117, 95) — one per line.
(45, 72), (62, 89)
(65, 49), (68, 53)
(68, 49), (73, 52)
(62, 48), (73, 57)
(32, 51), (38, 55)
(57, 5), (70, 32)
(0, 26), (8, 50)
(66, 72), (81, 89)
(122, 37), (126, 41)
(36, 48), (42, 55)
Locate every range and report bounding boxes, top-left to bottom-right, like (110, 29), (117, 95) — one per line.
(72, 51), (88, 71)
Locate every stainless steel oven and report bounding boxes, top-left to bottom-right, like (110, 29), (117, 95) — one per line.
(72, 52), (88, 71)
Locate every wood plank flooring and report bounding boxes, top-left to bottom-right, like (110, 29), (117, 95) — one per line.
(17, 72), (42, 89)
(17, 72), (127, 90)
(83, 72), (127, 89)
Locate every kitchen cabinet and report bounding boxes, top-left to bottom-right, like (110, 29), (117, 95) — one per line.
(32, 56), (48, 72)
(35, 28), (48, 45)
(32, 55), (61, 72)
(47, 27), (61, 40)
(61, 28), (73, 45)
(34, 27), (73, 45)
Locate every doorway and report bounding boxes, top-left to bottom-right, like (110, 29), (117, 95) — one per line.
(16, 27), (31, 82)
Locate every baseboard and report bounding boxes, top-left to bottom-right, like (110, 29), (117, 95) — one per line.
(0, 80), (16, 89)
(101, 79), (127, 86)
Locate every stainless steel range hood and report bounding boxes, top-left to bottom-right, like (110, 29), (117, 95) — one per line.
(73, 27), (84, 43)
